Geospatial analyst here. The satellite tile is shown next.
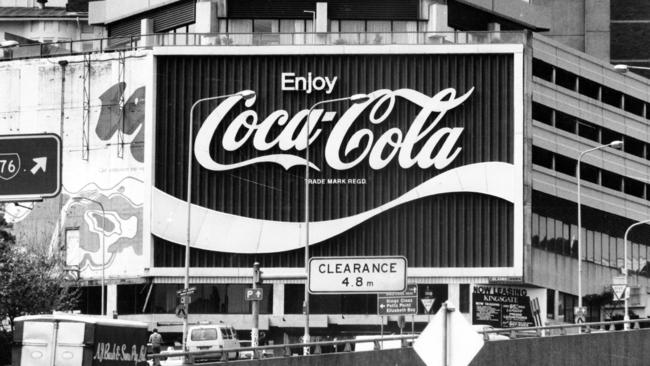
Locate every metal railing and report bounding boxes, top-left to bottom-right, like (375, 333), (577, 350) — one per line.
(149, 335), (416, 363)
(148, 318), (650, 363)
(0, 31), (527, 62)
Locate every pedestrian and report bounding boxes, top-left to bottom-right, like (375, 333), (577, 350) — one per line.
(149, 328), (163, 366)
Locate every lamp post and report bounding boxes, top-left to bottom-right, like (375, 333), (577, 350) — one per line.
(576, 141), (623, 315)
(303, 10), (315, 44)
(183, 91), (256, 350)
(303, 94), (369, 354)
(71, 196), (106, 316)
(623, 218), (650, 329)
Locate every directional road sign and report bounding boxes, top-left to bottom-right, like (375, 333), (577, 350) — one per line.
(0, 134), (61, 201)
(245, 288), (264, 301)
(377, 284), (418, 315)
(176, 287), (196, 297)
(308, 256), (407, 294)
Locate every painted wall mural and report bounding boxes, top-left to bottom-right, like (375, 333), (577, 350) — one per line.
(0, 52), (151, 280)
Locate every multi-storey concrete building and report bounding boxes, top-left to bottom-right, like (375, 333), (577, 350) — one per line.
(2, 0), (650, 344)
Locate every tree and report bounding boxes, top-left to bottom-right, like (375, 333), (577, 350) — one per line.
(0, 214), (79, 364)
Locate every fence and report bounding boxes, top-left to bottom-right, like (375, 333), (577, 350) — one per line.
(148, 318), (650, 364)
(0, 31), (527, 62)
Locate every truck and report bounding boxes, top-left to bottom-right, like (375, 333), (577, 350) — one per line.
(12, 314), (150, 366)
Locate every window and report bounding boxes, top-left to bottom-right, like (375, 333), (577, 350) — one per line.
(253, 19), (279, 45)
(554, 153), (575, 177)
(579, 163), (599, 184)
(532, 146), (553, 169)
(624, 95), (645, 117)
(624, 177), (645, 198)
(555, 111), (576, 133)
(546, 289), (555, 319)
(459, 284), (470, 313)
(532, 59), (553, 82)
(578, 77), (600, 100)
(601, 169), (622, 191)
(555, 68), (577, 91)
(191, 328), (218, 341)
(602, 86), (622, 108)
(577, 121), (598, 142)
(532, 102), (553, 126)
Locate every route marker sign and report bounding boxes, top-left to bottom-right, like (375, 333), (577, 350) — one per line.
(377, 284), (418, 315)
(0, 134), (61, 201)
(308, 256), (407, 294)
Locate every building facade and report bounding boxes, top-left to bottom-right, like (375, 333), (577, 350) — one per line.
(1, 0), (650, 344)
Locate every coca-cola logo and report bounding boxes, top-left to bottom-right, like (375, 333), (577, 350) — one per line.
(194, 87), (474, 173)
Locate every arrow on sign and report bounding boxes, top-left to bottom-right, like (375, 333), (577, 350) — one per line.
(30, 157), (47, 174)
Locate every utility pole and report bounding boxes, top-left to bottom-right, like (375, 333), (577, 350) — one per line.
(252, 262), (260, 348)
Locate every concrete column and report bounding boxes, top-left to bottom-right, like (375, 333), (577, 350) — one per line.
(195, 1), (219, 33)
(140, 18), (154, 48)
(273, 283), (284, 316)
(106, 284), (118, 317)
(488, 22), (501, 42)
(315, 3), (328, 33)
(427, 4), (453, 43)
(447, 283), (460, 308)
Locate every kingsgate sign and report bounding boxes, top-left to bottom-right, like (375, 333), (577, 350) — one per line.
(152, 50), (524, 274)
(194, 87), (473, 172)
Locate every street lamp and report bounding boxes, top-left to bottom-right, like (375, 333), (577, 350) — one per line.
(576, 140), (623, 315)
(613, 64), (650, 74)
(303, 94), (369, 354)
(623, 218), (650, 329)
(71, 196), (106, 316)
(303, 10), (315, 44)
(183, 90), (256, 350)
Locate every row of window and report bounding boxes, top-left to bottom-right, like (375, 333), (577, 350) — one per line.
(533, 146), (650, 201)
(533, 59), (650, 120)
(111, 283), (456, 315)
(532, 212), (650, 274)
(533, 102), (650, 161)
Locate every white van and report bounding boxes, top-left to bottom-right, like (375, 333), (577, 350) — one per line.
(186, 324), (240, 362)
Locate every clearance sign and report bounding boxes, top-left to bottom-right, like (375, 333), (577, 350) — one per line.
(308, 256), (407, 293)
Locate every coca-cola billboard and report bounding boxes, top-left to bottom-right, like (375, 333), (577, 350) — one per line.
(152, 46), (524, 276)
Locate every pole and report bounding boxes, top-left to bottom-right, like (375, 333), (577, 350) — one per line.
(576, 142), (622, 320)
(303, 96), (366, 355)
(442, 302), (448, 366)
(624, 219), (650, 330)
(184, 92), (255, 351)
(252, 262), (260, 349)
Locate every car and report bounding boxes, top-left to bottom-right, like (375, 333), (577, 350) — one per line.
(186, 324), (241, 362)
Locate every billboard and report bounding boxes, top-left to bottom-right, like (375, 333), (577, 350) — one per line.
(472, 285), (535, 328)
(152, 45), (524, 277)
(0, 52), (152, 280)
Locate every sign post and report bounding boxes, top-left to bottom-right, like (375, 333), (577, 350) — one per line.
(0, 134), (61, 201)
